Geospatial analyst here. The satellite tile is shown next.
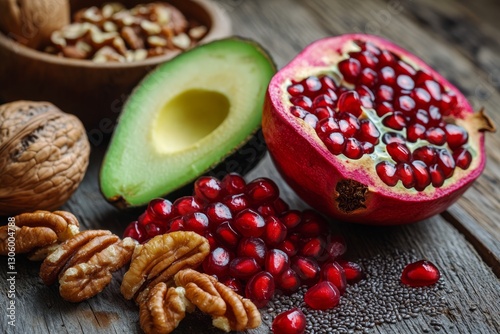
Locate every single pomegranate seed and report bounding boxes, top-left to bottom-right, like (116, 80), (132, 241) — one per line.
(321, 261), (347, 294)
(194, 176), (222, 202)
(411, 160), (431, 191)
(426, 127), (447, 146)
(263, 216), (287, 247)
(304, 76), (322, 94)
(421, 80), (442, 101)
(338, 58), (361, 83)
(338, 113), (361, 137)
(362, 142), (374, 154)
(296, 212), (329, 237)
(280, 210), (302, 229)
(324, 132), (346, 155)
(290, 106), (308, 119)
(320, 75), (337, 91)
(343, 137), (364, 159)
(202, 247), (233, 278)
(215, 221), (241, 249)
(361, 41), (381, 55)
(245, 178), (279, 205)
(444, 124), (468, 149)
(382, 132), (406, 145)
(287, 83), (304, 96)
(167, 217), (184, 232)
(440, 92), (458, 115)
(377, 101), (394, 117)
(406, 123), (426, 142)
(279, 239), (298, 257)
(245, 271), (275, 308)
(138, 212), (152, 226)
(356, 85), (375, 101)
(183, 212), (209, 234)
(337, 91), (362, 117)
(383, 111), (407, 130)
(220, 277), (244, 295)
(394, 95), (416, 114)
(265, 249), (290, 278)
(325, 235), (347, 260)
(354, 51), (379, 69)
(173, 196), (203, 216)
(290, 95), (313, 110)
(221, 173), (246, 195)
(205, 202), (232, 228)
(376, 84), (394, 102)
(291, 256), (321, 284)
(378, 66), (396, 86)
(237, 237), (267, 266)
(396, 74), (415, 90)
(395, 60), (416, 76)
(272, 308), (307, 334)
(411, 88), (431, 109)
(146, 198), (173, 222)
(386, 142), (411, 163)
(414, 70), (434, 86)
(299, 237), (326, 259)
(123, 221), (146, 242)
(401, 260), (440, 287)
(313, 95), (335, 109)
(316, 117), (340, 138)
(413, 146), (437, 166)
(453, 148), (472, 169)
(233, 209), (265, 237)
(359, 67), (378, 87)
(222, 193), (250, 213)
(414, 109), (430, 125)
(257, 204), (276, 217)
(303, 113), (318, 128)
(304, 281), (340, 310)
(376, 161), (398, 187)
(378, 50), (396, 67)
(204, 231), (218, 249)
(428, 106), (442, 126)
(273, 198), (290, 215)
(429, 164), (445, 187)
(229, 257), (261, 280)
(437, 149), (455, 178)
(337, 260), (364, 283)
(397, 162), (416, 189)
(277, 268), (301, 293)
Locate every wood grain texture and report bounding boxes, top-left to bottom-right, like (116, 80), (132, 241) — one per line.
(1, 0), (500, 333)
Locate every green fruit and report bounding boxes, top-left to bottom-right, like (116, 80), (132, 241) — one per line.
(100, 38), (276, 208)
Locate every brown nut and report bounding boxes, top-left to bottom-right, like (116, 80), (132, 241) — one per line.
(121, 231), (209, 301)
(174, 269), (261, 332)
(139, 283), (194, 334)
(0, 101), (90, 216)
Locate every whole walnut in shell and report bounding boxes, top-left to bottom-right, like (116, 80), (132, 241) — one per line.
(0, 101), (90, 215)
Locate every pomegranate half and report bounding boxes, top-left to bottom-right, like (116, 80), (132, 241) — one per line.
(263, 34), (494, 225)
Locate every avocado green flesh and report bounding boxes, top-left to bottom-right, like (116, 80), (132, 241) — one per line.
(100, 39), (276, 207)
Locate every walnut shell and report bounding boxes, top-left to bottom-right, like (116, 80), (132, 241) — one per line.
(0, 0), (70, 49)
(0, 101), (90, 216)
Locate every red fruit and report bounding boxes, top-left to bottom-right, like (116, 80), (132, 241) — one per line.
(272, 308), (307, 334)
(265, 249), (290, 278)
(245, 178), (280, 205)
(263, 34), (495, 225)
(221, 173), (246, 195)
(337, 260), (364, 283)
(291, 256), (321, 284)
(146, 198), (173, 222)
(202, 247), (232, 278)
(173, 196), (203, 216)
(183, 212), (209, 234)
(325, 235), (347, 260)
(280, 210), (302, 229)
(215, 221), (240, 249)
(295, 213), (329, 237)
(220, 277), (244, 295)
(229, 257), (261, 280)
(205, 202), (232, 228)
(194, 176), (222, 202)
(123, 221), (146, 242)
(299, 237), (326, 259)
(279, 239), (298, 258)
(304, 281), (340, 310)
(237, 237), (267, 266)
(401, 260), (440, 287)
(277, 268), (301, 293)
(222, 193), (250, 213)
(321, 261), (347, 294)
(263, 216), (287, 247)
(273, 198), (290, 215)
(233, 209), (265, 237)
(245, 271), (275, 308)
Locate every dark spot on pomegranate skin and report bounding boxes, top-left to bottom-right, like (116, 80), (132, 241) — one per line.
(335, 179), (367, 213)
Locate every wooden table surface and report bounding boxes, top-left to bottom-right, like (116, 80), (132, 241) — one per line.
(2, 0), (500, 333)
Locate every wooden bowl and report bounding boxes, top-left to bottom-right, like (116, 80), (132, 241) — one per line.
(0, 0), (231, 131)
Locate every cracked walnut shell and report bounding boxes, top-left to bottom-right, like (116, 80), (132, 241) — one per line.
(0, 101), (90, 216)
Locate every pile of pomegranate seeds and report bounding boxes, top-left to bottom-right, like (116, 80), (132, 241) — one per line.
(123, 173), (363, 309)
(287, 40), (471, 191)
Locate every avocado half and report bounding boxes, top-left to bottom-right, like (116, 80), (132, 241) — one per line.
(100, 38), (276, 208)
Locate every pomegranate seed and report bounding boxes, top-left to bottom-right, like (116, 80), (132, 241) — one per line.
(411, 88), (431, 109)
(425, 127), (447, 146)
(325, 132), (346, 155)
(413, 146), (437, 166)
(337, 260), (364, 283)
(173, 196), (203, 216)
(376, 84), (394, 102)
(414, 109), (430, 125)
(356, 51), (379, 69)
(397, 162), (416, 189)
(287, 83), (304, 96)
(428, 106), (442, 126)
(401, 260), (440, 287)
(303, 113), (318, 128)
(215, 221), (240, 249)
(194, 176), (222, 202)
(313, 94), (335, 108)
(221, 173), (246, 195)
(204, 231), (218, 249)
(325, 235), (347, 259)
(291, 256), (321, 284)
(359, 67), (378, 87)
(245, 271), (275, 308)
(230, 257), (261, 280)
(415, 70), (434, 86)
(290, 106), (308, 119)
(220, 277), (244, 295)
(245, 178), (279, 205)
(382, 132), (406, 145)
(279, 239), (298, 257)
(394, 95), (416, 114)
(421, 80), (442, 101)
(362, 142), (375, 154)
(265, 249), (290, 278)
(299, 237), (326, 259)
(304, 76), (322, 94)
(296, 212), (329, 237)
(395, 60), (416, 76)
(280, 210), (302, 229)
(183, 212), (209, 234)
(320, 75), (336, 91)
(304, 281), (340, 310)
(377, 101), (394, 116)
(123, 221), (146, 242)
(429, 164), (445, 187)
(376, 161), (398, 187)
(338, 113), (361, 136)
(316, 117), (340, 138)
(277, 268), (301, 293)
(437, 149), (455, 178)
(314, 106), (334, 121)
(356, 85), (375, 101)
(440, 93), (458, 115)
(343, 138), (363, 159)
(205, 202), (232, 228)
(406, 123), (426, 142)
(411, 160), (431, 191)
(138, 212), (152, 226)
(203, 247), (233, 278)
(378, 50), (396, 67)
(396, 74), (415, 90)
(338, 58), (362, 83)
(453, 148), (472, 169)
(237, 237), (267, 266)
(167, 217), (184, 232)
(361, 41), (381, 55)
(222, 193), (250, 213)
(272, 308), (306, 334)
(290, 95), (313, 110)
(337, 91), (362, 117)
(146, 198), (173, 222)
(386, 142), (411, 163)
(321, 261), (347, 294)
(257, 204), (276, 217)
(383, 111), (407, 130)
(233, 209), (265, 238)
(378, 66), (396, 86)
(444, 124), (468, 149)
(273, 198), (290, 215)
(263, 216), (287, 247)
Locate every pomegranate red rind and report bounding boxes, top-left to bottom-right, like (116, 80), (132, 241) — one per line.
(263, 34), (494, 225)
